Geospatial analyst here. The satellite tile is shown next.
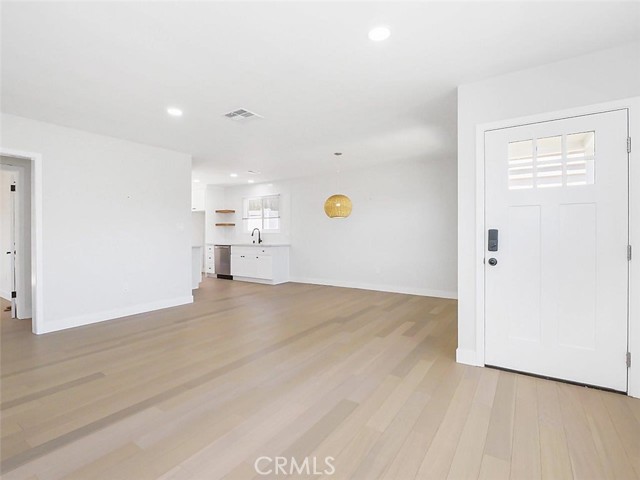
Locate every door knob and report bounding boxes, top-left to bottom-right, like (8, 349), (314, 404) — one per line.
(488, 258), (498, 266)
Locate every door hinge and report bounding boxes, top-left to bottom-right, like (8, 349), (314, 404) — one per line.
(629, 245), (633, 261)
(11, 291), (16, 299)
(627, 352), (632, 368)
(10, 184), (16, 192)
(628, 137), (632, 153)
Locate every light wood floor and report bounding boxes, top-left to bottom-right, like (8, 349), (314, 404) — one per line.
(1, 279), (639, 480)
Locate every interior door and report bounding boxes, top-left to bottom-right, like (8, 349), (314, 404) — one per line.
(485, 109), (629, 392)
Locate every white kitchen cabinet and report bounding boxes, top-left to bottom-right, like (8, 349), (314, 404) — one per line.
(230, 254), (253, 277)
(255, 255), (273, 280)
(191, 186), (205, 211)
(230, 245), (289, 284)
(205, 244), (215, 275)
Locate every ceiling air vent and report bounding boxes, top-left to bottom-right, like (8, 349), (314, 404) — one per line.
(223, 108), (262, 121)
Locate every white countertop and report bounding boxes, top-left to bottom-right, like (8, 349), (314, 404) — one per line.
(231, 243), (290, 247)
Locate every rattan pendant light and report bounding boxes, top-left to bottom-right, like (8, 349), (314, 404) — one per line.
(324, 153), (352, 218)
(324, 194), (352, 218)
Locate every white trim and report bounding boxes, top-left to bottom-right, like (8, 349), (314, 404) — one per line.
(456, 347), (481, 366)
(233, 276), (285, 285)
(629, 99), (640, 398)
(14, 165), (30, 318)
(0, 147), (44, 334)
(472, 97), (640, 398)
(290, 277), (457, 299)
(36, 295), (194, 334)
(474, 121), (486, 367)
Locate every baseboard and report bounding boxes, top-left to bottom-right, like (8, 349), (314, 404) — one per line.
(34, 295), (194, 334)
(289, 277), (457, 299)
(233, 276), (287, 285)
(456, 347), (483, 367)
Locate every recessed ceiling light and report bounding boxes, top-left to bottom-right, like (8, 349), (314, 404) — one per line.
(167, 107), (183, 117)
(193, 179), (200, 183)
(230, 173), (238, 178)
(368, 26), (390, 42)
(248, 180), (255, 184)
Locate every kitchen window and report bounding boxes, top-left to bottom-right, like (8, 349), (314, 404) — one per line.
(243, 194), (280, 232)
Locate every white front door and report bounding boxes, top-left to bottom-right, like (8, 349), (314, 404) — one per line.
(485, 109), (629, 392)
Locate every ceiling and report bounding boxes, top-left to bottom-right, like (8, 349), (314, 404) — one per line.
(2, 2), (639, 186)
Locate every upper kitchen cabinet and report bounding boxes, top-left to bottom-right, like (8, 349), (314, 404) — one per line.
(192, 185), (205, 211)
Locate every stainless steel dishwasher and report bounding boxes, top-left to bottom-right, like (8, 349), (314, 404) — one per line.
(214, 245), (232, 279)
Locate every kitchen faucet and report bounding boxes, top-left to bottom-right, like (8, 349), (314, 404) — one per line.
(251, 228), (263, 244)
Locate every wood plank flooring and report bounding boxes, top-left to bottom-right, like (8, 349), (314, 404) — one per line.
(1, 279), (639, 479)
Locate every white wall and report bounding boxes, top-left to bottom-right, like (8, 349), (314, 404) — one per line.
(219, 157), (458, 298)
(204, 185), (228, 247)
(0, 114), (193, 333)
(457, 42), (640, 364)
(191, 211), (205, 247)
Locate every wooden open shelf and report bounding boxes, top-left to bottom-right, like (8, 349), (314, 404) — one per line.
(215, 209), (235, 214)
(215, 223), (236, 227)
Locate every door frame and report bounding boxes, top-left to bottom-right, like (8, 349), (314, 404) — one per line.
(473, 97), (640, 398)
(0, 147), (44, 334)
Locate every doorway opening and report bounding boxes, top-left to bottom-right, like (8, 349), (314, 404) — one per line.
(1, 155), (34, 330)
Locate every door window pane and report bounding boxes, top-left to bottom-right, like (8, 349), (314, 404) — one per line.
(536, 136), (563, 188)
(507, 131), (595, 190)
(566, 132), (595, 186)
(508, 139), (534, 190)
